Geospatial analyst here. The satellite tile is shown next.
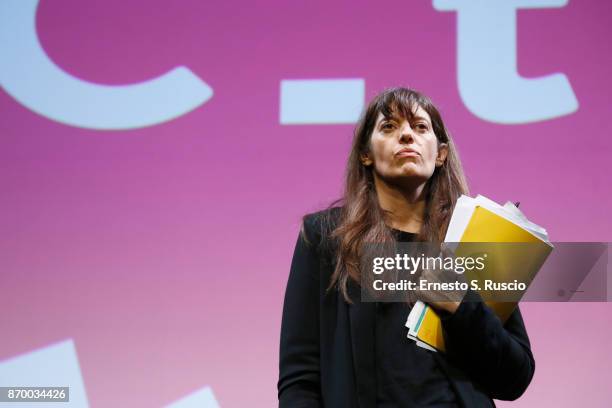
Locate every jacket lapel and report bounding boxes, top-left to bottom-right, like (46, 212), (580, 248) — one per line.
(347, 279), (377, 408)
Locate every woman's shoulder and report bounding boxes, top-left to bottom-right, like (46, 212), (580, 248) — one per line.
(303, 206), (342, 227)
(301, 206), (343, 248)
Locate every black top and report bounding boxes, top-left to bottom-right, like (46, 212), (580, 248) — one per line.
(376, 230), (459, 407)
(278, 207), (536, 408)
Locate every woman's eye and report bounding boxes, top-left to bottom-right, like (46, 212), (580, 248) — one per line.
(381, 123), (395, 130)
(416, 123), (429, 131)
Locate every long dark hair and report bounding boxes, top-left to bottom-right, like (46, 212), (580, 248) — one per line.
(303, 87), (469, 303)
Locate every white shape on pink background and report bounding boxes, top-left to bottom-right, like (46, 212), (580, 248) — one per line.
(0, 0), (213, 130)
(0, 339), (89, 407)
(0, 340), (221, 408)
(433, 0), (578, 124)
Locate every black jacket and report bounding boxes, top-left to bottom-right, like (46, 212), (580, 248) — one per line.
(278, 207), (535, 407)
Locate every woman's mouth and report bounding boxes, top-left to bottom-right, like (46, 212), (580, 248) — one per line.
(395, 149), (420, 158)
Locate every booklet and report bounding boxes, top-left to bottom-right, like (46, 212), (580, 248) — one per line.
(405, 194), (554, 352)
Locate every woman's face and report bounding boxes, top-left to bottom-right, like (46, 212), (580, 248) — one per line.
(362, 105), (448, 187)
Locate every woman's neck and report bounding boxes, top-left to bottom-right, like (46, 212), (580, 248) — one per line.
(373, 174), (427, 233)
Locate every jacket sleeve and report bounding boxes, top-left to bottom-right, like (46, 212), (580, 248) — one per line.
(438, 289), (536, 401)
(277, 215), (323, 407)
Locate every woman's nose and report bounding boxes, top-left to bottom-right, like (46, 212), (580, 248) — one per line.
(399, 124), (415, 142)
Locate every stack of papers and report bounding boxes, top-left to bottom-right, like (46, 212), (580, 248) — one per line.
(444, 195), (550, 247)
(405, 194), (554, 352)
(406, 301), (440, 352)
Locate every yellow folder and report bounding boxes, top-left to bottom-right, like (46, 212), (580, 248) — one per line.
(415, 206), (554, 352)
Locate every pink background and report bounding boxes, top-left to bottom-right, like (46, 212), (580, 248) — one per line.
(1, 0), (611, 406)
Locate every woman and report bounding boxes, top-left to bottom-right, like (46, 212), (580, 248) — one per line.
(277, 87), (535, 407)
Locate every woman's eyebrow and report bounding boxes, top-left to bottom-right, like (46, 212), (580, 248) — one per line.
(413, 115), (431, 124)
(381, 114), (401, 122)
(380, 115), (430, 125)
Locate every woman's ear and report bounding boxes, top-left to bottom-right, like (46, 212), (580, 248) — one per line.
(436, 143), (448, 167)
(360, 152), (373, 166)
